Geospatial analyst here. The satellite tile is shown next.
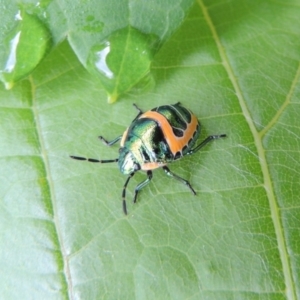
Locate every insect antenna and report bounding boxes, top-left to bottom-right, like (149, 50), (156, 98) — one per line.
(122, 172), (135, 215)
(70, 156), (118, 163)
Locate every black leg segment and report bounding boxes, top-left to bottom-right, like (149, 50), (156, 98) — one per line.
(122, 172), (135, 215)
(133, 170), (153, 204)
(98, 135), (122, 146)
(131, 103), (144, 122)
(188, 134), (226, 155)
(162, 166), (196, 195)
(133, 103), (143, 114)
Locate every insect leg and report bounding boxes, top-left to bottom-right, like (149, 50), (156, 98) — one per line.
(131, 103), (144, 122)
(98, 135), (122, 146)
(162, 166), (196, 195)
(70, 156), (118, 163)
(188, 134), (227, 155)
(133, 170), (153, 204)
(122, 172), (135, 215)
(98, 103), (144, 147)
(132, 103), (143, 114)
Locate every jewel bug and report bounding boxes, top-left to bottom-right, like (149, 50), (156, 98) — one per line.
(71, 103), (226, 215)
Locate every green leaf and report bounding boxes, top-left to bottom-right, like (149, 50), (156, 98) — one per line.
(0, 0), (195, 100)
(0, 9), (52, 89)
(1, 1), (300, 299)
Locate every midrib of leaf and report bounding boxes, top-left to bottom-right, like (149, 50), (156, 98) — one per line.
(198, 0), (296, 299)
(29, 76), (73, 299)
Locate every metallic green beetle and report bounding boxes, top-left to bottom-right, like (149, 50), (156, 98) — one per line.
(71, 103), (226, 214)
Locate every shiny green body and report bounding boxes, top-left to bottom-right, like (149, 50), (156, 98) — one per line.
(118, 103), (200, 175)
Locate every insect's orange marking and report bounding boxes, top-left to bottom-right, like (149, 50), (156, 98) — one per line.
(120, 128), (129, 147)
(141, 162), (166, 170)
(139, 110), (199, 155)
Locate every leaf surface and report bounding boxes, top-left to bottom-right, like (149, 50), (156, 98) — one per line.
(0, 1), (300, 299)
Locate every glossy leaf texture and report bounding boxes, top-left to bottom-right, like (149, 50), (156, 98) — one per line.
(1, 1), (300, 299)
(0, 0), (195, 101)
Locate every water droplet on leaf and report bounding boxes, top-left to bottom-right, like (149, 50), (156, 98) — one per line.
(87, 26), (159, 103)
(0, 9), (52, 89)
